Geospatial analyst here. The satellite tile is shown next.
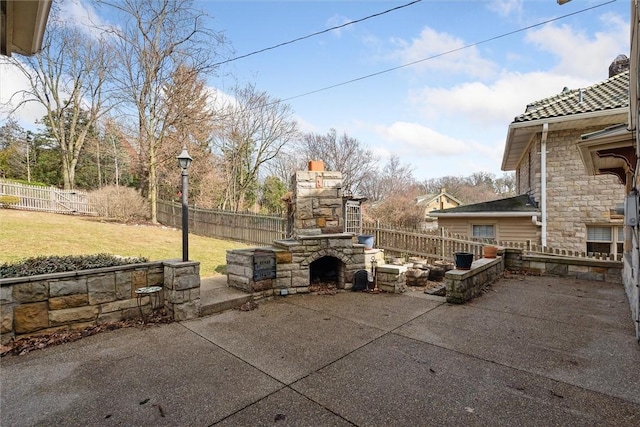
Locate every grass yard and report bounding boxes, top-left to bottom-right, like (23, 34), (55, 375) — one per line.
(0, 209), (248, 277)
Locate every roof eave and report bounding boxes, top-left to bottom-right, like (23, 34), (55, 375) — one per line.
(501, 108), (629, 171)
(1, 0), (52, 57)
(430, 211), (541, 218)
(631, 2), (640, 156)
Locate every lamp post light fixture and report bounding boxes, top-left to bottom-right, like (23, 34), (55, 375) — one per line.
(177, 146), (192, 262)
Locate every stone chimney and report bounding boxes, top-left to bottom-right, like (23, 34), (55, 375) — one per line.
(291, 162), (344, 237)
(609, 54), (629, 77)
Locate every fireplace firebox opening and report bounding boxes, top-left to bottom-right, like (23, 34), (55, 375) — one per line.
(310, 256), (345, 287)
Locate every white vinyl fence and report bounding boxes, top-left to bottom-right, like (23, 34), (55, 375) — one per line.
(0, 180), (97, 215)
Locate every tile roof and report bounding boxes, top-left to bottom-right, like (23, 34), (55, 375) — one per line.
(513, 70), (629, 123)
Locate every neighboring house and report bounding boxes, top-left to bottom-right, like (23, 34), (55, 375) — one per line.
(415, 189), (462, 230)
(432, 64), (628, 258)
(0, 0), (52, 56)
(430, 194), (540, 243)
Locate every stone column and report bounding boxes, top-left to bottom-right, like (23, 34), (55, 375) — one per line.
(163, 260), (201, 320)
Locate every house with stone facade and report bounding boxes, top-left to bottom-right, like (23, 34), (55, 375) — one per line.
(432, 65), (628, 259)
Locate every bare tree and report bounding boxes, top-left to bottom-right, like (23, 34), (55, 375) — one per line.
(365, 184), (424, 228)
(264, 149), (306, 189)
(2, 8), (111, 189)
(297, 129), (378, 194)
(103, 0), (227, 222)
(211, 84), (299, 211)
(493, 172), (516, 197)
(157, 65), (221, 207)
(359, 155), (414, 202)
(420, 172), (511, 205)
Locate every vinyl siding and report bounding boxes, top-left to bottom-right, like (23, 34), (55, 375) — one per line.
(439, 216), (539, 243)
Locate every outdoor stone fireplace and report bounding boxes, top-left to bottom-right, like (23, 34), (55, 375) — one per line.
(226, 162), (367, 297)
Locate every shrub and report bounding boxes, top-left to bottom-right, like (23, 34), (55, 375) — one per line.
(0, 254), (149, 278)
(0, 195), (20, 208)
(89, 185), (150, 222)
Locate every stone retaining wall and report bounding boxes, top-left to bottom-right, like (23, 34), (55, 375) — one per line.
(444, 248), (623, 305)
(0, 260), (200, 343)
(504, 248), (622, 283)
(445, 257), (505, 304)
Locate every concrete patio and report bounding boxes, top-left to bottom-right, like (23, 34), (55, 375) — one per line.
(1, 273), (639, 426)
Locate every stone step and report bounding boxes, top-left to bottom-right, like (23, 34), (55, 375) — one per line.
(200, 276), (252, 317)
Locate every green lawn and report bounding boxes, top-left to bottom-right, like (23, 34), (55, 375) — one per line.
(0, 209), (248, 277)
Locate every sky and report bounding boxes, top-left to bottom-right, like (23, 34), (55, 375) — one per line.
(0, 0), (632, 182)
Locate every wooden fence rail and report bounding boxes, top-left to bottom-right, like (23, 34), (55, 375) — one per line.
(363, 222), (491, 262)
(0, 180), (97, 215)
(157, 202), (621, 262)
(156, 200), (287, 246)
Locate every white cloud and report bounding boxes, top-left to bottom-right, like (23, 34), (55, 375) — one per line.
(58, 0), (109, 33)
(206, 86), (238, 111)
(294, 115), (318, 133)
(0, 63), (46, 129)
(524, 15), (629, 81)
(388, 26), (497, 79)
(375, 121), (470, 157)
(326, 14), (352, 37)
(410, 71), (593, 125)
(487, 0), (523, 18)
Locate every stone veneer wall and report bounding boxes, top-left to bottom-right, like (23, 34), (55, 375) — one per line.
(376, 265), (408, 293)
(445, 257), (504, 304)
(444, 248), (623, 304)
(517, 127), (625, 252)
(504, 248), (622, 283)
(0, 260), (200, 343)
(227, 234), (367, 298)
(622, 253), (640, 343)
(292, 170), (344, 236)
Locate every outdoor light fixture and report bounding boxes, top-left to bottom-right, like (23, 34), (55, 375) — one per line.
(177, 146), (192, 170)
(177, 146), (192, 262)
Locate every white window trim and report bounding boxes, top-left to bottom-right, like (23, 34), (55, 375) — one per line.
(586, 225), (623, 257)
(471, 222), (496, 239)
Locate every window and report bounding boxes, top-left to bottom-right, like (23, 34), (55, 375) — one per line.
(472, 224), (495, 238)
(586, 225), (622, 257)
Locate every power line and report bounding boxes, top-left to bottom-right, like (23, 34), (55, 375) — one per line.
(212, 0), (423, 67)
(280, 0), (617, 103)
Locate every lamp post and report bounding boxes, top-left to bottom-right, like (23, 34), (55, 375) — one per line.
(177, 146), (192, 262)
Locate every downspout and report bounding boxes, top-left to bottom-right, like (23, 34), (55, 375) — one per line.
(541, 123), (549, 247)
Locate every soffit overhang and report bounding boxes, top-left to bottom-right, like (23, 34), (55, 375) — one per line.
(1, 0), (52, 57)
(501, 109), (628, 171)
(430, 212), (540, 218)
(578, 125), (636, 185)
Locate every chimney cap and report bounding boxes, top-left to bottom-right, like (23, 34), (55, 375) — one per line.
(308, 160), (324, 171)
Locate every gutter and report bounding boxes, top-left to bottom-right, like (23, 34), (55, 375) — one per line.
(541, 123), (548, 247)
(430, 212), (541, 218)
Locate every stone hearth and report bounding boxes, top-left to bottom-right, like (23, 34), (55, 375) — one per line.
(226, 163), (367, 298)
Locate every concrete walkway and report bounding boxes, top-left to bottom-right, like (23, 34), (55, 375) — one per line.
(1, 274), (639, 426)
